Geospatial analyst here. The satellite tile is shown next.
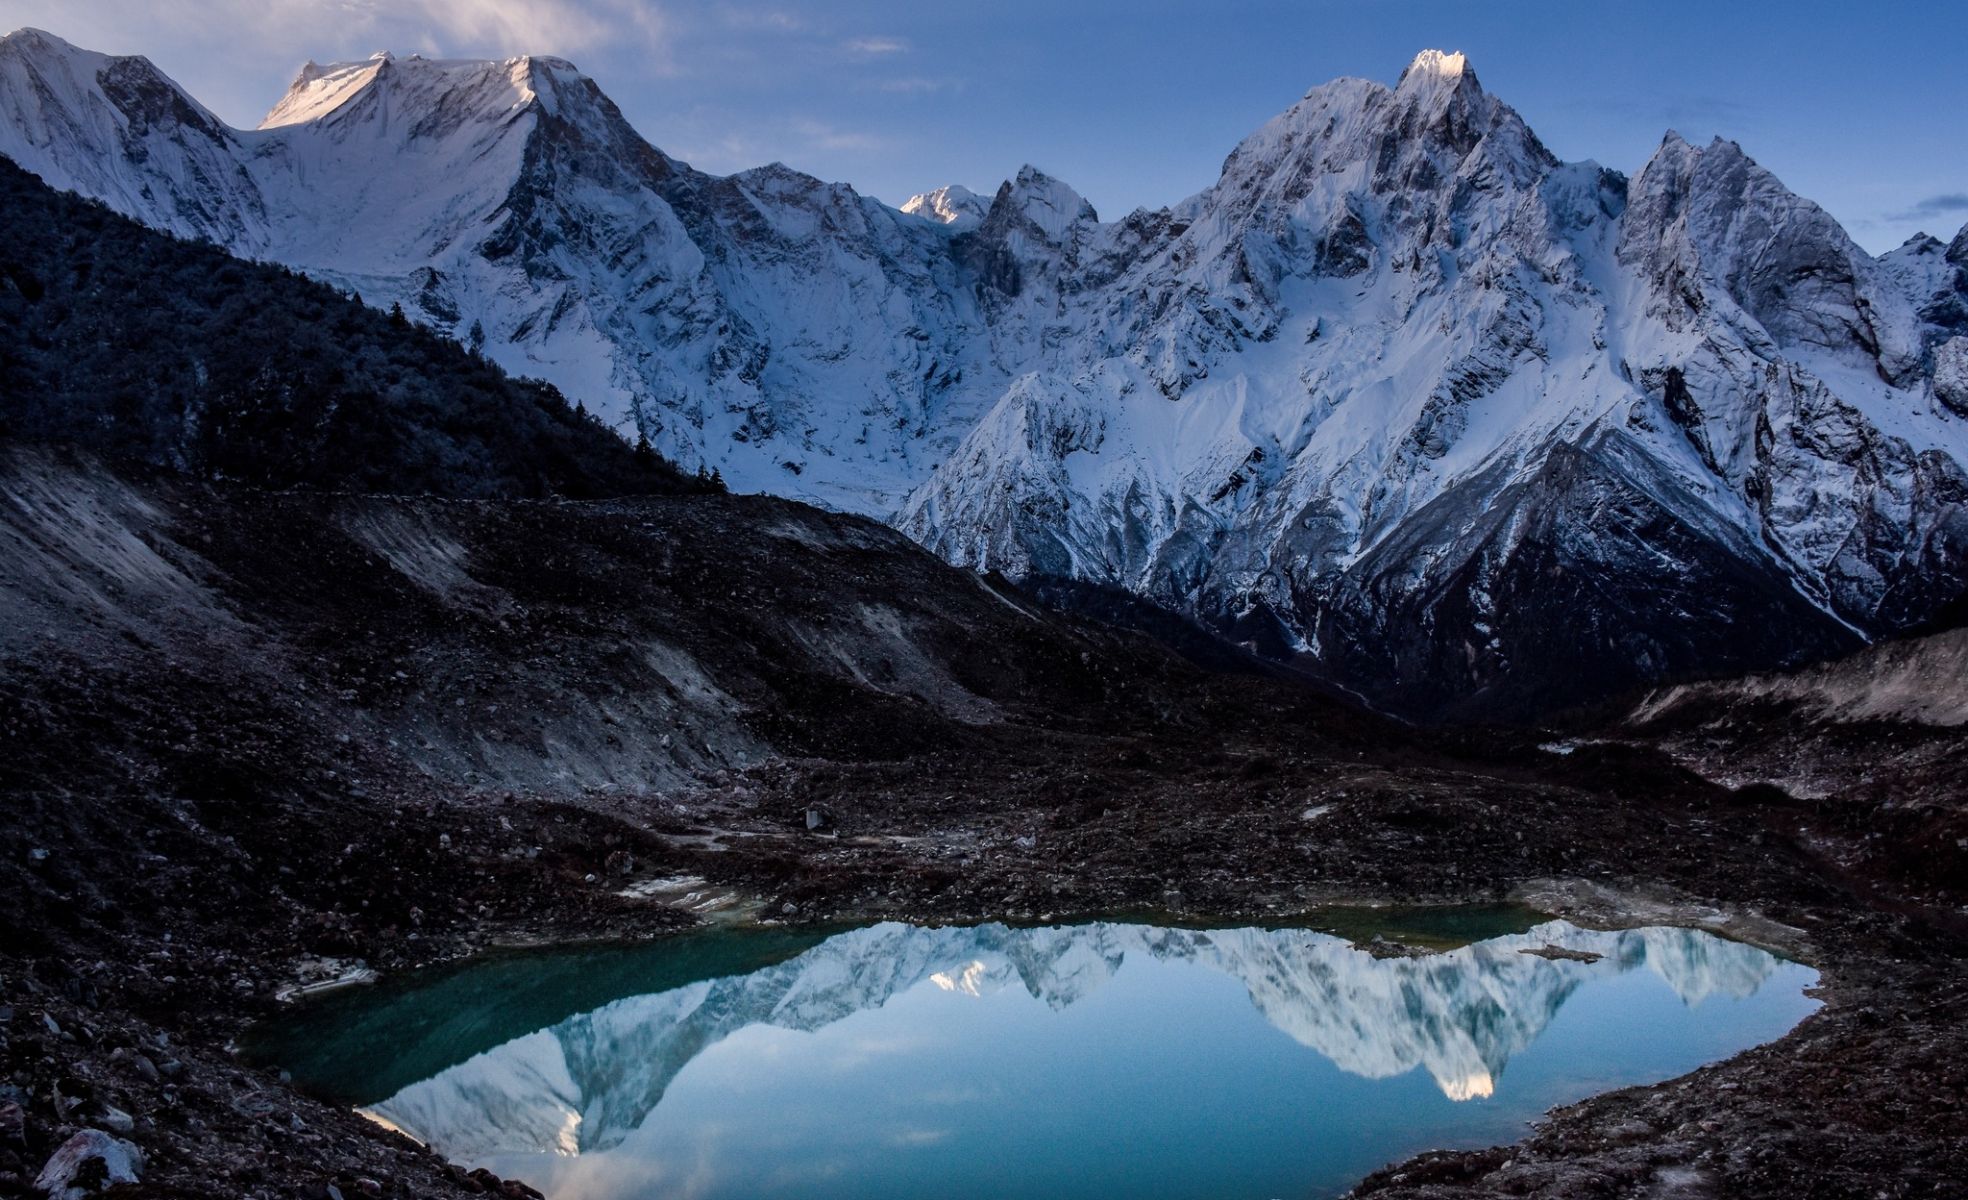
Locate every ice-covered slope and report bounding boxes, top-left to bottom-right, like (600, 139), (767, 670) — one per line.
(5, 29), (1964, 716)
(0, 28), (267, 246)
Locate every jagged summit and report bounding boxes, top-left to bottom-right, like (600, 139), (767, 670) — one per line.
(258, 50), (587, 130)
(1402, 48), (1471, 80)
(988, 165), (1098, 238)
(902, 182), (987, 229)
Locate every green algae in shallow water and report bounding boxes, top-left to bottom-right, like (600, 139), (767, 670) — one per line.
(247, 914), (1818, 1200)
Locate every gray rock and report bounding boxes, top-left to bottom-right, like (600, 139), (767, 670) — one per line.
(34, 1129), (144, 1199)
(96, 1104), (134, 1134)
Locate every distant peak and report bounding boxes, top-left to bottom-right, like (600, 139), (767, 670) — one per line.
(1405, 49), (1468, 78)
(990, 167), (1098, 239)
(901, 184), (986, 229)
(3, 26), (74, 48)
(1, 26), (97, 63)
(257, 50), (590, 131)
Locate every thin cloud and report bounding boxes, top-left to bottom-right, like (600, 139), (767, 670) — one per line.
(4, 0), (671, 59)
(719, 8), (807, 33)
(867, 76), (963, 95)
(1887, 193), (1968, 224)
(1579, 93), (1758, 132)
(843, 36), (909, 56)
(791, 117), (889, 153)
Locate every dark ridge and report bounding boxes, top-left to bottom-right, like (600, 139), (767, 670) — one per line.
(1023, 575), (1287, 679)
(1914, 584), (1968, 634)
(0, 154), (713, 500)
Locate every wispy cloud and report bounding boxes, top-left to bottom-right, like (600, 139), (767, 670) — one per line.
(1579, 93), (1759, 133)
(867, 76), (964, 95)
(719, 8), (807, 34)
(6, 0), (671, 58)
(313, 0), (670, 56)
(1887, 193), (1968, 224)
(843, 35), (908, 56)
(790, 117), (889, 153)
(661, 108), (896, 174)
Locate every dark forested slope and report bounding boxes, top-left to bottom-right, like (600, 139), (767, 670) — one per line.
(0, 156), (703, 499)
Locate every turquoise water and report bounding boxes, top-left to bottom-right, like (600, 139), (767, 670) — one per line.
(249, 915), (1818, 1199)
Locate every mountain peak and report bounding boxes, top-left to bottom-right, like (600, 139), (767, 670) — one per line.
(902, 183), (986, 229)
(989, 166), (1098, 239)
(0, 26), (108, 73)
(1400, 48), (1472, 84)
(257, 51), (585, 131)
(3, 26), (79, 52)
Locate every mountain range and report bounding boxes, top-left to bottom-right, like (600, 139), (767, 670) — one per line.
(4, 28), (1964, 716)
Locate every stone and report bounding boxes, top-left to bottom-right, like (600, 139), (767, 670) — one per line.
(1518, 944), (1604, 964)
(96, 1105), (134, 1134)
(34, 1130), (144, 1199)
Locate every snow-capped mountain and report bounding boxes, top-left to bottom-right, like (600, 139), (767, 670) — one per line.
(4, 29), (1964, 715)
(900, 182), (987, 229)
(363, 919), (1791, 1164)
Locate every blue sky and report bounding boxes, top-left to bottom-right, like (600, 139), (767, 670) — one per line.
(6, 0), (1964, 252)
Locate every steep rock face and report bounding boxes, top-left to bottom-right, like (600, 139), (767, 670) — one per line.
(5, 29), (1965, 715)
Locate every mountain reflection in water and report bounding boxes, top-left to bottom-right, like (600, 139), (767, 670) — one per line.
(266, 919), (1818, 1200)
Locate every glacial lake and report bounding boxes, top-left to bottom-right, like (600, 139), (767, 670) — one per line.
(247, 910), (1819, 1200)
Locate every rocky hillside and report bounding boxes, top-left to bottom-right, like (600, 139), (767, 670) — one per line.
(4, 27), (1965, 716)
(1620, 618), (1968, 899)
